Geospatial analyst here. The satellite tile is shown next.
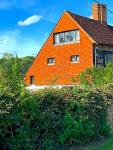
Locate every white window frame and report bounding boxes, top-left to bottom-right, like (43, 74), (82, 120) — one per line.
(54, 30), (80, 45)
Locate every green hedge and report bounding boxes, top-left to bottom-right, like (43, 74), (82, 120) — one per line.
(0, 87), (113, 150)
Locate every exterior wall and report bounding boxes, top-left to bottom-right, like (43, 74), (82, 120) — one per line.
(96, 44), (113, 66)
(25, 11), (93, 86)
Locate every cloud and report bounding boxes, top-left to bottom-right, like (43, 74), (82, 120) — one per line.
(0, 30), (41, 57)
(17, 15), (42, 26)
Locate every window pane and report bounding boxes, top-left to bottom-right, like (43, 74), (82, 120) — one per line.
(59, 33), (65, 43)
(55, 34), (59, 44)
(48, 58), (55, 64)
(76, 55), (80, 61)
(70, 31), (76, 42)
(65, 32), (70, 43)
(72, 56), (76, 62)
(70, 55), (80, 62)
(105, 54), (112, 65)
(96, 53), (104, 66)
(75, 30), (80, 41)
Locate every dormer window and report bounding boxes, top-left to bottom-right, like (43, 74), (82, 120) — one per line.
(54, 30), (80, 45)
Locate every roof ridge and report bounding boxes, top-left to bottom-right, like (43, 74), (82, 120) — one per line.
(66, 10), (113, 45)
(66, 10), (113, 26)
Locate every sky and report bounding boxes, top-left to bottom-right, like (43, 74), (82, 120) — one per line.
(0, 0), (113, 57)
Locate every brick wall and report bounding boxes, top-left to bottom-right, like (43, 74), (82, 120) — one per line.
(25, 11), (93, 86)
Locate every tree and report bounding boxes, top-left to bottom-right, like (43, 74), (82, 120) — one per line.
(0, 54), (25, 96)
(0, 54), (34, 76)
(19, 56), (34, 76)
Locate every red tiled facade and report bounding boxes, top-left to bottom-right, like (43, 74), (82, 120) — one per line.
(25, 11), (93, 86)
(25, 4), (113, 86)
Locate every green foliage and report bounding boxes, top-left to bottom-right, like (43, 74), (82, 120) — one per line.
(73, 63), (113, 87)
(0, 54), (34, 76)
(0, 54), (113, 149)
(0, 54), (25, 96)
(1, 87), (112, 150)
(19, 56), (34, 76)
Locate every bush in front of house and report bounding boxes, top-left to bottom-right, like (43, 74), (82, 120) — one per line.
(1, 87), (112, 150)
(72, 63), (113, 88)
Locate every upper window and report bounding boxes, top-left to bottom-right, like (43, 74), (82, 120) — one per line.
(47, 58), (55, 65)
(70, 55), (80, 63)
(54, 30), (80, 45)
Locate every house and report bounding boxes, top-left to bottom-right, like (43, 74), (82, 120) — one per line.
(25, 3), (113, 88)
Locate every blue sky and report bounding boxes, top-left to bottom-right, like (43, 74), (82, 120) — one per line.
(0, 0), (113, 57)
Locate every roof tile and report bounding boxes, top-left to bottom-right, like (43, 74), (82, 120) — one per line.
(68, 11), (113, 45)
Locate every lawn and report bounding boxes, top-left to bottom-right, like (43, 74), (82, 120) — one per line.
(89, 134), (113, 150)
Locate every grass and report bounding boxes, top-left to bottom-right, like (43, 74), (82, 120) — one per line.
(70, 134), (113, 150)
(88, 134), (113, 150)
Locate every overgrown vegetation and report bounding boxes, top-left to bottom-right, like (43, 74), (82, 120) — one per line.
(0, 87), (113, 150)
(0, 54), (25, 96)
(72, 63), (113, 87)
(0, 53), (34, 76)
(0, 54), (113, 150)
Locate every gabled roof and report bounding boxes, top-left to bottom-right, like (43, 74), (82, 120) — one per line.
(67, 11), (113, 45)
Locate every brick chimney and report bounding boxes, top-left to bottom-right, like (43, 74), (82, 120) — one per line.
(92, 3), (107, 23)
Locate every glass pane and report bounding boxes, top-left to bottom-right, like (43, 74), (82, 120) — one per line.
(52, 58), (55, 63)
(96, 53), (104, 65)
(55, 34), (59, 44)
(48, 58), (55, 64)
(72, 56), (75, 62)
(75, 30), (80, 41)
(71, 55), (80, 62)
(65, 32), (70, 43)
(76, 55), (80, 61)
(70, 31), (76, 42)
(105, 54), (112, 65)
(59, 33), (65, 43)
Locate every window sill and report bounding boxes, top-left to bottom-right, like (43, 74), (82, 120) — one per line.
(47, 64), (55, 65)
(70, 61), (79, 64)
(54, 41), (80, 46)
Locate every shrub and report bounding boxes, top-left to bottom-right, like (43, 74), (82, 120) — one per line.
(0, 87), (112, 150)
(72, 63), (113, 88)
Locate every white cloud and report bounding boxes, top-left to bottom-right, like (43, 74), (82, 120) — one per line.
(17, 15), (42, 26)
(0, 30), (41, 57)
